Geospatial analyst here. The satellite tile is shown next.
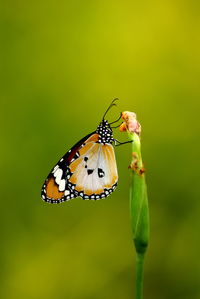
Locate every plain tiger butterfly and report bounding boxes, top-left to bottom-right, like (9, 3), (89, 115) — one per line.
(41, 99), (130, 203)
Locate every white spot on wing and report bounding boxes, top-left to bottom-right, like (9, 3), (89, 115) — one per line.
(65, 190), (70, 196)
(55, 169), (63, 184)
(52, 165), (59, 173)
(59, 179), (65, 191)
(54, 167), (60, 177)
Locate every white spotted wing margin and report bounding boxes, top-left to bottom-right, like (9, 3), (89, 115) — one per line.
(41, 132), (94, 204)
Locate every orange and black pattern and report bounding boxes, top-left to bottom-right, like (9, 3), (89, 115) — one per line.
(41, 105), (119, 204)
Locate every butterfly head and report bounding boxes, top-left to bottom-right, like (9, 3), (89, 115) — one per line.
(95, 99), (121, 144)
(96, 119), (114, 144)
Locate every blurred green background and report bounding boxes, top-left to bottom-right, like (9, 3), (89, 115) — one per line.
(1, 0), (200, 298)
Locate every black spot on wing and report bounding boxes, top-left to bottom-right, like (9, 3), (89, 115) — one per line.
(98, 168), (105, 178)
(84, 156), (89, 169)
(87, 169), (94, 175)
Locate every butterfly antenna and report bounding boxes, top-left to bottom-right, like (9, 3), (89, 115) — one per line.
(109, 113), (122, 126)
(102, 98), (119, 120)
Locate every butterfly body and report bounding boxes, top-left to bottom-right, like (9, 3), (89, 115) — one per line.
(41, 119), (118, 204)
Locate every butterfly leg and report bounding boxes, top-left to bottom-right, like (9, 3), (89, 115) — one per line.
(114, 139), (133, 146)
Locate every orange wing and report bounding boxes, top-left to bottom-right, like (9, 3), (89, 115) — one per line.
(41, 132), (96, 204)
(68, 137), (118, 200)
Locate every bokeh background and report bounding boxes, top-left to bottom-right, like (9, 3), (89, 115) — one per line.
(1, 1), (200, 298)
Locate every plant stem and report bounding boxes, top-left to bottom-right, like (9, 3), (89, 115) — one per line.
(128, 131), (149, 299)
(135, 253), (145, 299)
(120, 112), (149, 299)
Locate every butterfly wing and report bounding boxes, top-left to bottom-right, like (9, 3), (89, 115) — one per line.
(67, 134), (118, 200)
(41, 132), (94, 204)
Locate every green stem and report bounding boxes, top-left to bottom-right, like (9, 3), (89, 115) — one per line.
(135, 253), (145, 299)
(127, 131), (149, 299)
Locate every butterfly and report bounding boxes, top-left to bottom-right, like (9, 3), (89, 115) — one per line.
(41, 99), (130, 203)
